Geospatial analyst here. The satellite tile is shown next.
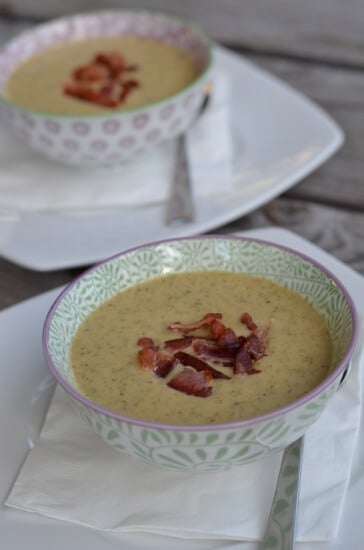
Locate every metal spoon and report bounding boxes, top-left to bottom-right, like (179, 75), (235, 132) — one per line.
(165, 87), (211, 226)
(262, 362), (352, 549)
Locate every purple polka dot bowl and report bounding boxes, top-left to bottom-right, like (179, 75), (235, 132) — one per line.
(42, 236), (359, 472)
(0, 10), (212, 167)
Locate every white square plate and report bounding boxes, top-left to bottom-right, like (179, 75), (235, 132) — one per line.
(0, 227), (363, 549)
(0, 46), (343, 270)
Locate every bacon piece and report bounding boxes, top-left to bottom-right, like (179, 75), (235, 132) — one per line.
(164, 336), (193, 353)
(234, 323), (270, 374)
(245, 323), (270, 361)
(63, 81), (119, 107)
(94, 51), (125, 77)
(240, 312), (257, 331)
(93, 94), (119, 108)
(137, 337), (156, 349)
(73, 63), (106, 82)
(167, 367), (212, 397)
(120, 79), (140, 102)
(245, 334), (266, 361)
(174, 351), (230, 379)
(154, 353), (176, 378)
(234, 346), (253, 374)
(254, 323), (270, 348)
(168, 313), (222, 334)
(99, 81), (121, 99)
(64, 83), (95, 102)
(138, 347), (175, 378)
(192, 338), (239, 365)
(247, 367), (261, 375)
(210, 319), (239, 347)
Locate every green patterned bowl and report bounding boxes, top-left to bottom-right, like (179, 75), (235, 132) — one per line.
(43, 236), (359, 472)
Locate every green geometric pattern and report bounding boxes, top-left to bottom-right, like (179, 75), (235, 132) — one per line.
(47, 237), (355, 471)
(67, 379), (338, 471)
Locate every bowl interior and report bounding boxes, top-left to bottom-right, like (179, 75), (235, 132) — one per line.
(45, 237), (356, 412)
(0, 10), (211, 98)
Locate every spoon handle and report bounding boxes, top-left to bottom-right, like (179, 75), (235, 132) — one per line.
(165, 135), (195, 226)
(262, 437), (304, 550)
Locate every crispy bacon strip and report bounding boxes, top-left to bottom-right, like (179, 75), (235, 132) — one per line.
(240, 312), (257, 331)
(138, 347), (175, 378)
(245, 324), (271, 361)
(192, 338), (239, 365)
(137, 337), (156, 349)
(73, 63), (106, 82)
(174, 351), (230, 379)
(95, 51), (125, 76)
(254, 324), (270, 347)
(63, 81), (119, 107)
(167, 367), (213, 397)
(119, 79), (140, 102)
(234, 323), (270, 374)
(210, 319), (238, 347)
(164, 336), (193, 353)
(168, 313), (222, 334)
(234, 346), (252, 374)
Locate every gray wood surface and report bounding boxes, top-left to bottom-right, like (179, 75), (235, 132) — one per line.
(0, 3), (363, 310)
(2, 0), (364, 66)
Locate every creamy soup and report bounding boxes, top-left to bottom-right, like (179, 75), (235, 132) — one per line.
(70, 272), (332, 424)
(5, 36), (199, 115)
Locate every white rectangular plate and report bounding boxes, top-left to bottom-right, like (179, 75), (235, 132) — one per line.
(0, 45), (343, 271)
(0, 227), (363, 549)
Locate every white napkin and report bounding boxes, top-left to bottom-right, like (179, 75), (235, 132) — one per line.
(0, 66), (233, 213)
(5, 337), (363, 543)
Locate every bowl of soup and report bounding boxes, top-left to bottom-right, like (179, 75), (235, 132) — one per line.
(0, 10), (212, 167)
(43, 236), (358, 472)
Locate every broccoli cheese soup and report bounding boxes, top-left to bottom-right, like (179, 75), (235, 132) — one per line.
(70, 271), (332, 425)
(5, 36), (199, 115)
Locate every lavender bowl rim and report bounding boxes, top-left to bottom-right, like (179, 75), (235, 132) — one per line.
(42, 234), (360, 432)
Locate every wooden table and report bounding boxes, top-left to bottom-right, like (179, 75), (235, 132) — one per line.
(1, 1), (363, 310)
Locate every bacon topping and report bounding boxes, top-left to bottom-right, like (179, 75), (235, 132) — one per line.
(164, 336), (193, 352)
(174, 351), (230, 379)
(73, 63), (107, 82)
(210, 319), (239, 347)
(241, 312), (257, 331)
(63, 50), (140, 108)
(168, 313), (222, 334)
(167, 368), (213, 398)
(94, 51), (126, 76)
(192, 338), (239, 365)
(137, 311), (270, 397)
(138, 345), (175, 379)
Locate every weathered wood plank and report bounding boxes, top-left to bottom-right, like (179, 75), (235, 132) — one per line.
(2, 0), (364, 67)
(0, 257), (82, 310)
(218, 198), (364, 275)
(1, 198), (363, 310)
(239, 53), (364, 209)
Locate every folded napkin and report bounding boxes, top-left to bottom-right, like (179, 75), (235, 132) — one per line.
(0, 65), (233, 213)
(5, 336), (363, 543)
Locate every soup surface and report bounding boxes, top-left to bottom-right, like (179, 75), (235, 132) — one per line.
(5, 36), (199, 115)
(70, 272), (332, 424)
